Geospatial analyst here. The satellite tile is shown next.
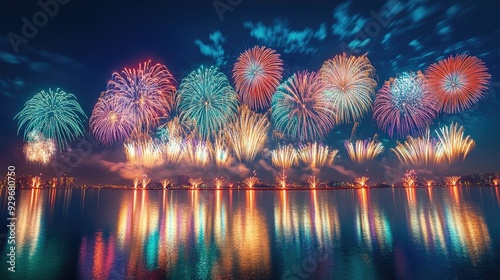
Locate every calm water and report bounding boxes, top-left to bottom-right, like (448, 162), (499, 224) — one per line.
(1, 187), (500, 279)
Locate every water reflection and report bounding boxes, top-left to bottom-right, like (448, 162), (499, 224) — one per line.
(2, 187), (499, 279)
(406, 187), (492, 264)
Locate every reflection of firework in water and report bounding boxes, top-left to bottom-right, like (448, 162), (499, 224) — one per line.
(424, 179), (434, 187)
(23, 131), (56, 165)
(213, 177), (226, 189)
(320, 53), (377, 124)
(161, 179), (172, 189)
(435, 122), (475, 164)
(425, 54), (490, 113)
(233, 46), (283, 110)
(307, 176), (320, 189)
(402, 170), (417, 187)
(90, 93), (135, 146)
(276, 171), (287, 189)
(225, 105), (269, 163)
(355, 177), (369, 187)
(373, 72), (439, 138)
(392, 130), (442, 166)
(344, 135), (383, 164)
(106, 61), (176, 133)
(271, 144), (298, 171)
(444, 176), (461, 186)
(177, 66), (238, 138)
(298, 142), (338, 169)
(272, 71), (335, 141)
(189, 178), (203, 189)
(15, 88), (87, 151)
(243, 175), (259, 189)
(124, 137), (163, 168)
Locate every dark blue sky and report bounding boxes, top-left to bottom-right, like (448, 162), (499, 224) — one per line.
(1, 0), (499, 184)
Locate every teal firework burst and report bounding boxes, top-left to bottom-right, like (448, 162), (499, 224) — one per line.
(15, 88), (87, 151)
(177, 66), (239, 138)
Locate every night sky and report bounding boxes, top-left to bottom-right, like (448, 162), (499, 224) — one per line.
(1, 0), (499, 184)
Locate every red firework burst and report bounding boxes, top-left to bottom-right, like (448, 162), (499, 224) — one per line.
(425, 54), (491, 113)
(233, 46), (283, 110)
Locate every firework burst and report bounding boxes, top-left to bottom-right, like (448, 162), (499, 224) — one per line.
(211, 134), (232, 168)
(271, 144), (298, 171)
(161, 179), (172, 189)
(373, 71), (439, 138)
(213, 177), (226, 189)
(23, 131), (56, 165)
(183, 139), (210, 168)
(298, 142), (338, 169)
(344, 135), (384, 164)
(272, 71), (335, 141)
(243, 175), (259, 189)
(320, 53), (377, 124)
(444, 176), (461, 186)
(177, 66), (239, 138)
(15, 88), (87, 151)
(189, 178), (203, 189)
(225, 105), (269, 163)
(276, 171), (287, 189)
(355, 176), (369, 187)
(233, 46), (283, 110)
(106, 61), (176, 133)
(124, 136), (163, 168)
(392, 130), (442, 166)
(424, 179), (434, 187)
(90, 92), (134, 145)
(425, 54), (491, 113)
(435, 122), (475, 164)
(307, 176), (320, 189)
(402, 170), (417, 187)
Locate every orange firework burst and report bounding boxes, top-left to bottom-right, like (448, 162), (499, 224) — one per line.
(424, 179), (434, 187)
(320, 53), (377, 124)
(189, 178), (203, 189)
(161, 179), (172, 189)
(271, 144), (298, 171)
(425, 54), (491, 113)
(23, 131), (56, 165)
(355, 176), (369, 188)
(124, 136), (163, 168)
(225, 105), (269, 163)
(276, 171), (287, 189)
(392, 130), (442, 166)
(444, 176), (461, 186)
(402, 170), (417, 188)
(213, 177), (226, 189)
(435, 122), (475, 164)
(344, 135), (384, 165)
(233, 46), (283, 110)
(492, 178), (499, 187)
(298, 142), (338, 169)
(243, 175), (259, 189)
(307, 176), (320, 189)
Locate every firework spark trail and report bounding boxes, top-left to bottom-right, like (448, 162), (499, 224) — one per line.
(392, 130), (443, 166)
(124, 136), (164, 168)
(243, 176), (259, 189)
(444, 176), (461, 186)
(435, 122), (475, 164)
(298, 142), (338, 169)
(225, 105), (269, 163)
(15, 88), (87, 151)
(373, 71), (439, 138)
(425, 54), (491, 113)
(307, 176), (320, 188)
(177, 66), (239, 139)
(320, 53), (377, 124)
(272, 71), (336, 141)
(344, 135), (384, 164)
(402, 170), (417, 187)
(233, 46), (283, 110)
(355, 176), (369, 187)
(271, 144), (298, 171)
